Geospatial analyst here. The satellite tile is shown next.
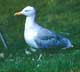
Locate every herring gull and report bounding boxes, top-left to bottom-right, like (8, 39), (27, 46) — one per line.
(14, 6), (73, 53)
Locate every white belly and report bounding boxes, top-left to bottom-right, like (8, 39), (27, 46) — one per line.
(26, 30), (37, 40)
(24, 29), (38, 48)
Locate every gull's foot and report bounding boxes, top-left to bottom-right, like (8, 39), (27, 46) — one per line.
(25, 48), (37, 55)
(25, 49), (32, 55)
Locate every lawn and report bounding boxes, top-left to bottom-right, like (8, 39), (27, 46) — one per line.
(0, 0), (80, 72)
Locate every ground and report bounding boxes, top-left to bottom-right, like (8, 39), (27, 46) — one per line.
(0, 0), (80, 72)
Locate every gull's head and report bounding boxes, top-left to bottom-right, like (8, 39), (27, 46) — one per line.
(14, 6), (35, 17)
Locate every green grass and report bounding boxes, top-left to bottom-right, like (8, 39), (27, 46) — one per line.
(0, 0), (80, 72)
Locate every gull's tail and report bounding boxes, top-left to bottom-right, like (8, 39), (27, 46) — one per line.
(60, 37), (73, 49)
(65, 39), (73, 48)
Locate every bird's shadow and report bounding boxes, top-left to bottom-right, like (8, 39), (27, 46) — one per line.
(34, 46), (80, 56)
(27, 47), (78, 63)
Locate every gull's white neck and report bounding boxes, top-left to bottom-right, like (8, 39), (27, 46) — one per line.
(25, 15), (35, 29)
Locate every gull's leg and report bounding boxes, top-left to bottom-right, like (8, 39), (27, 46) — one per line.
(37, 53), (42, 61)
(29, 47), (37, 52)
(36, 53), (43, 67)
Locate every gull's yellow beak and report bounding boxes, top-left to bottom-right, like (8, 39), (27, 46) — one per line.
(14, 12), (22, 16)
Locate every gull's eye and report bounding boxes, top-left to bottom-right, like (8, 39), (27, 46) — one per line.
(25, 10), (30, 12)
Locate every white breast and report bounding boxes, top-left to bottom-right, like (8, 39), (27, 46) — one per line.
(24, 29), (38, 48)
(26, 30), (37, 40)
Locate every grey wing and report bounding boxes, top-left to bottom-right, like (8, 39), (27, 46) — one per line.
(35, 28), (62, 48)
(37, 27), (58, 39)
